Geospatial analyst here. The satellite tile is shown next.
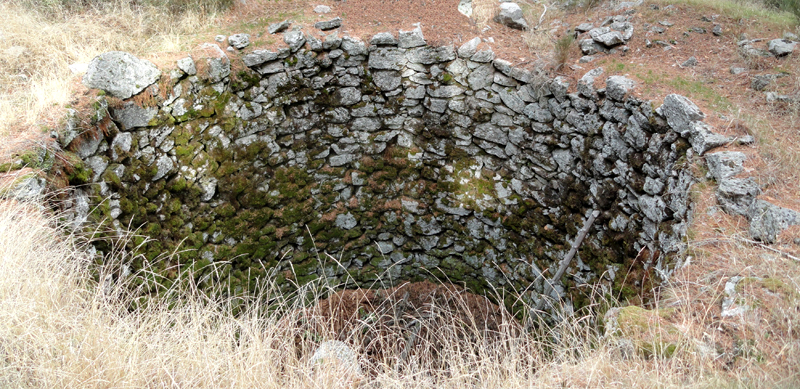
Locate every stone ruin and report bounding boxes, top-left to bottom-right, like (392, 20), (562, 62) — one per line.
(51, 28), (722, 313)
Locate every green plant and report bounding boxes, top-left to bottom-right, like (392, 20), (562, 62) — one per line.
(763, 0), (800, 21)
(553, 34), (575, 71)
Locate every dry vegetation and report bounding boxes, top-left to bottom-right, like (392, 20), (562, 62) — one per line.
(2, 197), (797, 388)
(1, 0), (800, 387)
(0, 0), (217, 139)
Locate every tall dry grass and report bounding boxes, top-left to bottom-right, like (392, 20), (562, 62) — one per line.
(1, 196), (798, 388)
(0, 0), (216, 138)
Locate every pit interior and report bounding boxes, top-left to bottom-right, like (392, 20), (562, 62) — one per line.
(59, 35), (695, 312)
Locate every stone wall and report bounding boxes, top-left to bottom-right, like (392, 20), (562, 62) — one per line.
(61, 29), (701, 311)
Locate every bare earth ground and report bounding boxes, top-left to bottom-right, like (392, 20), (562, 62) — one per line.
(2, 0), (799, 379)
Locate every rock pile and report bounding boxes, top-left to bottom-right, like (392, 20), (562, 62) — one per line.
(578, 16), (634, 56)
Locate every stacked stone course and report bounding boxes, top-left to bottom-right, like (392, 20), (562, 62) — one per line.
(66, 29), (700, 312)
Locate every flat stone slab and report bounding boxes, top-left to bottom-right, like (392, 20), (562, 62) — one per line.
(315, 17), (342, 31)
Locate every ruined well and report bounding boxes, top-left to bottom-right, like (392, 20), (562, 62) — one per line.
(59, 31), (700, 311)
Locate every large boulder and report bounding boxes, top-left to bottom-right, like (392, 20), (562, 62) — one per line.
(494, 2), (529, 30)
(768, 39), (796, 57)
(748, 200), (799, 243)
(656, 94), (705, 135)
(82, 51), (160, 99)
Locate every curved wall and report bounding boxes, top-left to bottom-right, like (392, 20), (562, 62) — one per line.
(63, 31), (696, 310)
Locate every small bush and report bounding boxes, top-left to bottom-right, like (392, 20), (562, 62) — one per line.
(553, 34), (575, 70)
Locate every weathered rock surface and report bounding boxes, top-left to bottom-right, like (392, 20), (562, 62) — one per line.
(768, 38), (796, 56)
(82, 51), (160, 99)
(705, 151), (799, 242)
(268, 20), (291, 34)
(227, 34), (250, 49)
(315, 17), (342, 31)
(494, 2), (529, 30)
(605, 75), (635, 101)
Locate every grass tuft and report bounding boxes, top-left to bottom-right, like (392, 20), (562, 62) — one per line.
(553, 34), (575, 71)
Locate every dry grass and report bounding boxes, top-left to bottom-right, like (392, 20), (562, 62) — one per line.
(0, 1), (214, 139)
(470, 0), (497, 31)
(0, 195), (798, 388)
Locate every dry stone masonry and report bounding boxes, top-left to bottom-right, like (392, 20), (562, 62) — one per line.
(63, 28), (715, 312)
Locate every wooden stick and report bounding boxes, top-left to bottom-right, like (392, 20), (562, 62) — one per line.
(544, 210), (600, 297)
(733, 236), (800, 262)
(534, 4), (548, 30)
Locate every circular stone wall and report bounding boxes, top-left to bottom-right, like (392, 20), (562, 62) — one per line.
(60, 31), (697, 312)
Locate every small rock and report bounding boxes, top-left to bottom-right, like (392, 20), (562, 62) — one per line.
(370, 32), (398, 46)
(111, 101), (158, 131)
(681, 56), (698, 67)
(712, 24), (722, 36)
(730, 66), (746, 75)
(604, 306), (681, 358)
(784, 32), (799, 41)
(605, 75), (635, 101)
(580, 38), (604, 55)
(765, 92), (793, 103)
(614, 0), (643, 11)
(494, 2), (529, 31)
(717, 177), (760, 216)
(736, 135), (755, 145)
(176, 56), (196, 75)
(751, 74), (774, 91)
(4, 175), (46, 203)
(214, 35), (226, 43)
(589, 27), (625, 47)
(577, 67), (604, 100)
(399, 25), (426, 48)
(335, 213), (358, 230)
(458, 37), (481, 58)
(689, 27), (706, 34)
(315, 17), (342, 30)
(651, 26), (666, 34)
(579, 55), (595, 63)
(705, 151), (746, 182)
(458, 0), (472, 17)
(313, 4), (331, 13)
(687, 121), (734, 155)
(721, 276), (747, 317)
(768, 39), (796, 56)
(659, 20), (673, 27)
(310, 340), (362, 376)
(268, 20), (291, 34)
(227, 33), (250, 49)
(284, 30), (306, 52)
(196, 43), (230, 83)
(575, 23), (594, 33)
